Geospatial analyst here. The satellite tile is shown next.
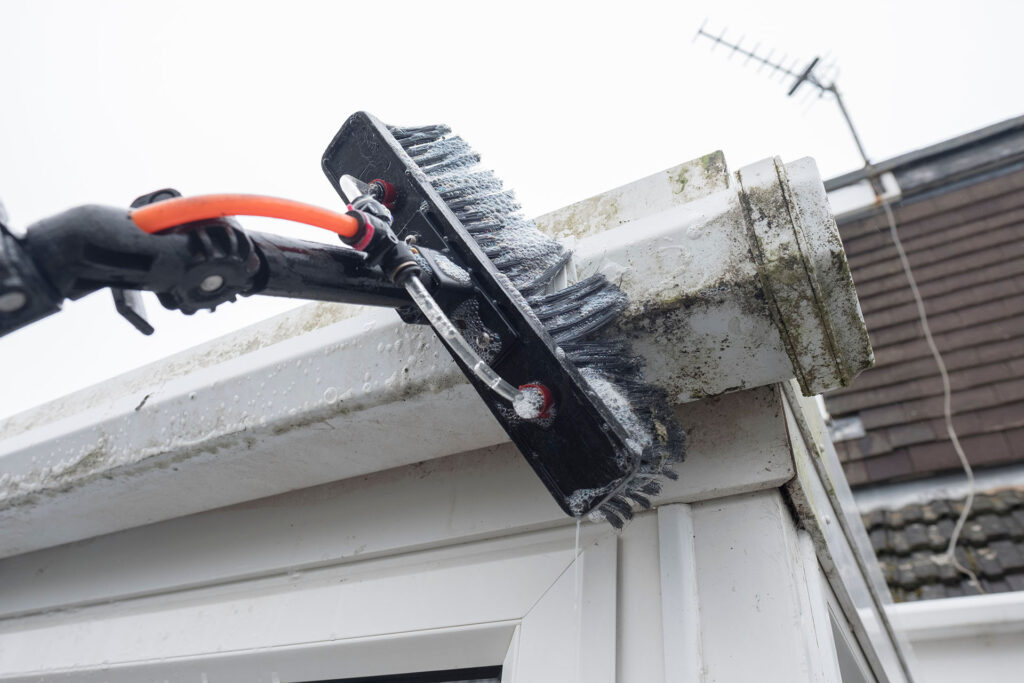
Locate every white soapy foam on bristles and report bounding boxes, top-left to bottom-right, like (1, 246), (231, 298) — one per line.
(512, 386), (545, 419)
(579, 367), (652, 457)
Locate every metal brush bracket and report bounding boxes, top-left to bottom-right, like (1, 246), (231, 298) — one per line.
(339, 176), (546, 413)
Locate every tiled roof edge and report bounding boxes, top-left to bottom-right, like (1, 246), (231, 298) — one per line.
(825, 115), (1024, 192)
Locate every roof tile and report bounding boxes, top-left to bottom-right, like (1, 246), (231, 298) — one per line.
(1004, 513), (1024, 541)
(919, 584), (948, 600)
(910, 553), (941, 582)
(870, 527), (888, 554)
(865, 508), (887, 530)
(890, 530), (911, 555)
(930, 499), (955, 518)
(865, 452), (915, 481)
(885, 508), (906, 529)
(1000, 489), (1024, 506)
(971, 496), (998, 515)
(927, 523), (950, 552)
(1009, 428), (1024, 459)
(944, 582), (966, 598)
(961, 432), (1014, 467)
(975, 513), (1010, 541)
(862, 488), (1024, 601)
(963, 521), (988, 546)
(879, 559), (897, 585)
(936, 559), (960, 582)
(990, 539), (1024, 572)
(902, 503), (924, 524)
(981, 578), (1011, 593)
(975, 547), (1005, 579)
(905, 523), (930, 551)
(920, 502), (941, 523)
(843, 459), (870, 487)
(989, 494), (1012, 514)
(824, 158), (1024, 488)
(896, 562), (919, 589)
(907, 441), (960, 473)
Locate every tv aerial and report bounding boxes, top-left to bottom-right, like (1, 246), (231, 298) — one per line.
(695, 20), (872, 170)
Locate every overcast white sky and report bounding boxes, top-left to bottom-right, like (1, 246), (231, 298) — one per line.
(1, 0), (1021, 420)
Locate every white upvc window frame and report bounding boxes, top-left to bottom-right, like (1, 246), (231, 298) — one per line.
(0, 523), (616, 683)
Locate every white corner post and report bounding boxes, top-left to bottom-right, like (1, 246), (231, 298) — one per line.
(655, 493), (843, 683)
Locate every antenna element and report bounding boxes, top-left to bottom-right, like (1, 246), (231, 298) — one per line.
(695, 21), (873, 169)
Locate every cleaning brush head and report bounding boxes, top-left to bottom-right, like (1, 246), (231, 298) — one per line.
(323, 112), (685, 527)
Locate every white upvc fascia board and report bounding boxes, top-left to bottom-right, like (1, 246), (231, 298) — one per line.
(0, 385), (792, 619)
(888, 591), (1024, 641)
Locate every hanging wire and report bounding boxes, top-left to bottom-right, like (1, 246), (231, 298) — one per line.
(880, 198), (984, 593)
(696, 18), (983, 590)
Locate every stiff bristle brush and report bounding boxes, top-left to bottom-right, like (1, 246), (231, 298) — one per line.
(322, 112), (686, 527)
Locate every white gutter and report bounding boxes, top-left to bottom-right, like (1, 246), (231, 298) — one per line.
(889, 591), (1024, 640)
(855, 463), (1024, 512)
(825, 171), (901, 222)
(0, 153), (872, 557)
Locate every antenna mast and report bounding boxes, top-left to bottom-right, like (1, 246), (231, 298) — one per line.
(695, 21), (873, 169)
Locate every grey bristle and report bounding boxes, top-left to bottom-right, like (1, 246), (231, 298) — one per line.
(627, 493), (652, 509)
(389, 122), (686, 523)
(387, 124), (450, 144)
(600, 509), (625, 530)
(529, 275), (629, 341)
(637, 480), (662, 495)
(603, 497), (635, 521)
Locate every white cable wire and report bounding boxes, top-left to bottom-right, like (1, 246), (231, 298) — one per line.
(880, 198), (984, 593)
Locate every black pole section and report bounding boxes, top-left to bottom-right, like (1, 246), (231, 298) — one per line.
(1, 203), (419, 339)
(0, 223), (62, 337)
(249, 232), (411, 308)
(21, 205), (200, 300)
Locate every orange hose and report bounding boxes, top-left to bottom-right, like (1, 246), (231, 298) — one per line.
(130, 194), (360, 238)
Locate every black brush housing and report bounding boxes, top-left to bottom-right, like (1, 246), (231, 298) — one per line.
(322, 112), (684, 525)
